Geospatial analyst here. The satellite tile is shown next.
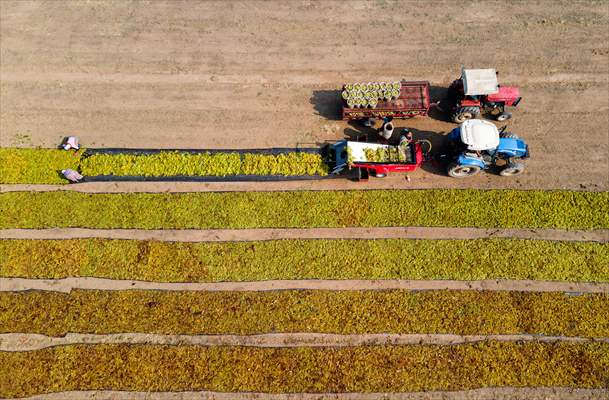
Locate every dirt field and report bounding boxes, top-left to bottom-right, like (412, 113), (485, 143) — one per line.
(1, 0), (608, 190)
(1, 2), (608, 398)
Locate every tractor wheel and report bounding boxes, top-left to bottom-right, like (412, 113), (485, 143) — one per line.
(447, 162), (481, 178)
(452, 107), (481, 123)
(496, 112), (512, 122)
(500, 132), (520, 139)
(500, 162), (525, 176)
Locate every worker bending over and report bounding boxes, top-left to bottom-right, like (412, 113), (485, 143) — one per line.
(62, 169), (83, 183)
(398, 128), (413, 159)
(62, 136), (79, 151)
(378, 117), (394, 141)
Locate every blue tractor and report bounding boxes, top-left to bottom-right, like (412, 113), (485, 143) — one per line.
(443, 119), (529, 178)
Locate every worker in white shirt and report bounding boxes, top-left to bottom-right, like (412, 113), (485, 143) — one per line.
(378, 117), (394, 141)
(62, 169), (83, 183)
(62, 136), (79, 151)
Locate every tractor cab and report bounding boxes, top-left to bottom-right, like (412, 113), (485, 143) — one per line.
(462, 68), (500, 98)
(445, 119), (529, 178)
(457, 117), (500, 151)
(446, 68), (522, 123)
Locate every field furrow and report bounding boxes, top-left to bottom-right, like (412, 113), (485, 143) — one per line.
(2, 342), (608, 397)
(2, 332), (608, 352)
(2, 227), (609, 242)
(2, 290), (607, 337)
(2, 190), (607, 229)
(5, 178), (607, 194)
(18, 388), (609, 400)
(4, 277), (609, 295)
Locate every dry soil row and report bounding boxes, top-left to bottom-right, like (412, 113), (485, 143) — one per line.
(3, 277), (608, 294)
(2, 227), (607, 242)
(20, 388), (609, 400)
(2, 332), (606, 352)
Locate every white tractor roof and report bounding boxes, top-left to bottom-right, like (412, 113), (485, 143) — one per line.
(462, 68), (499, 96)
(460, 119), (500, 151)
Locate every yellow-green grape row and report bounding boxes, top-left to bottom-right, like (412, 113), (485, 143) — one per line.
(3, 190), (607, 230)
(5, 238), (609, 283)
(343, 81), (402, 108)
(79, 151), (329, 177)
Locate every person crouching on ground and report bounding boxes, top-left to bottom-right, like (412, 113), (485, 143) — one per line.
(62, 136), (80, 151)
(62, 169), (83, 183)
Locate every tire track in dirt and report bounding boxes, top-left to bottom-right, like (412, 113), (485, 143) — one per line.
(2, 332), (607, 352)
(2, 227), (607, 242)
(18, 388), (609, 400)
(2, 277), (607, 294)
(2, 71), (606, 85)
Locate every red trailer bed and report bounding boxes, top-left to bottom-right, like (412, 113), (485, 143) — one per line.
(342, 80), (431, 120)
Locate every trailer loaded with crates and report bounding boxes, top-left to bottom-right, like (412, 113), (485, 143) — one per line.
(341, 80), (431, 121)
(340, 68), (522, 123)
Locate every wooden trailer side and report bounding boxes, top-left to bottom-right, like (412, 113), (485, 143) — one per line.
(342, 81), (431, 120)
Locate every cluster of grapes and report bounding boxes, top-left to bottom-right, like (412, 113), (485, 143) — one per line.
(342, 81), (401, 108)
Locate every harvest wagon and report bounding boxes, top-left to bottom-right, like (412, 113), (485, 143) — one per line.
(340, 69), (522, 123)
(341, 81), (431, 120)
(325, 139), (424, 180)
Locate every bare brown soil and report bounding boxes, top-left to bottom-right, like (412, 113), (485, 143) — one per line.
(1, 1), (608, 190)
(3, 277), (608, 295)
(1, 3), (607, 397)
(20, 388), (609, 400)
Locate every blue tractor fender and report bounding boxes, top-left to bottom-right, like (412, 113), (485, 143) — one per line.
(456, 153), (486, 169)
(447, 127), (461, 143)
(497, 138), (528, 159)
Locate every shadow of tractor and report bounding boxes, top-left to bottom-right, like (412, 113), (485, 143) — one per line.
(409, 127), (451, 177)
(310, 90), (342, 120)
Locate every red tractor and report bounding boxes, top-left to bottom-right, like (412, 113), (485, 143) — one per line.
(444, 68), (521, 123)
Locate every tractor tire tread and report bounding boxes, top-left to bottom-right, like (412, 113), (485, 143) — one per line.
(500, 161), (525, 176)
(451, 106), (481, 123)
(447, 162), (481, 178)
